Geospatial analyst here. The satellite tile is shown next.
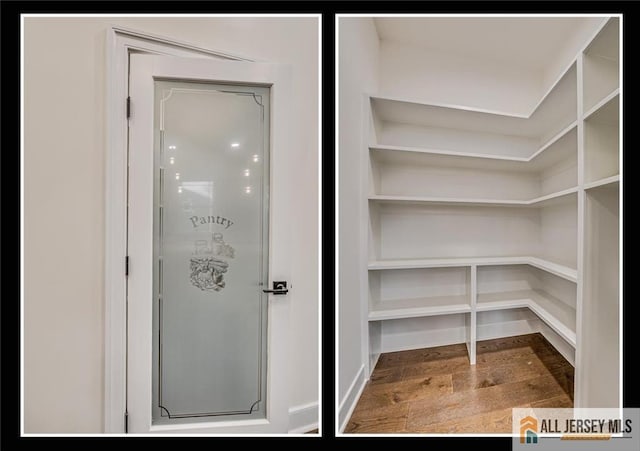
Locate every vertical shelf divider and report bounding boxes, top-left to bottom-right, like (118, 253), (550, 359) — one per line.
(364, 93), (378, 378)
(575, 17), (621, 408)
(467, 265), (477, 365)
(574, 51), (587, 408)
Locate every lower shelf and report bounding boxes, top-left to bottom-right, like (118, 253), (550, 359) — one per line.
(369, 295), (471, 321)
(477, 289), (576, 347)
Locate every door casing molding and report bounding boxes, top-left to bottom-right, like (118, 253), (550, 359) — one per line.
(104, 26), (253, 433)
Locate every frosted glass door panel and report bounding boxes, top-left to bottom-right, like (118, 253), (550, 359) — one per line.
(152, 81), (269, 422)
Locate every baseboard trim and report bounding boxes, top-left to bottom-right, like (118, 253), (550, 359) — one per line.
(288, 401), (319, 433)
(338, 364), (366, 433)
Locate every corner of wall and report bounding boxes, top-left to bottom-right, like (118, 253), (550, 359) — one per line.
(338, 14), (379, 413)
(338, 364), (366, 433)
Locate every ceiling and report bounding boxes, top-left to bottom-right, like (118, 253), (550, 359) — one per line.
(374, 17), (600, 71)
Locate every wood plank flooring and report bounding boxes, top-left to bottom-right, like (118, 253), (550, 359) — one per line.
(344, 333), (574, 433)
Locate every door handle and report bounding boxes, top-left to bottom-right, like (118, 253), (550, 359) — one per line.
(263, 281), (289, 295)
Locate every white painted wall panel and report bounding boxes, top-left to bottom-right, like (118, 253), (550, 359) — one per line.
(338, 17), (380, 404)
(379, 41), (541, 116)
(377, 204), (540, 260)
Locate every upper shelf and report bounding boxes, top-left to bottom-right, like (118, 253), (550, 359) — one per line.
(370, 62), (577, 151)
(368, 256), (577, 283)
(369, 186), (577, 209)
(369, 121), (577, 173)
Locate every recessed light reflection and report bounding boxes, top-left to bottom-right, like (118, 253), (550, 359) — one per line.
(169, 157), (175, 165)
(252, 154), (259, 163)
(231, 143), (240, 148)
(244, 186), (252, 194)
(178, 186), (183, 194)
(169, 145), (176, 150)
(244, 169), (250, 177)
(175, 173), (180, 180)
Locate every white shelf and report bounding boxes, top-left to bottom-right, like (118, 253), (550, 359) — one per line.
(370, 120), (577, 167)
(368, 187), (577, 208)
(524, 257), (578, 283)
(369, 256), (502, 270)
(475, 294), (529, 312)
(583, 89), (619, 122)
(368, 123), (577, 202)
(477, 289), (577, 347)
(369, 143), (529, 163)
(584, 90), (619, 185)
(369, 93), (530, 119)
(527, 121), (578, 164)
(528, 187), (578, 207)
(370, 63), (576, 144)
(371, 95), (569, 141)
(369, 194), (526, 207)
(368, 256), (577, 283)
(584, 175), (619, 191)
(369, 295), (471, 321)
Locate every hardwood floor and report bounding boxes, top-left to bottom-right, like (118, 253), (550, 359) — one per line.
(344, 333), (574, 434)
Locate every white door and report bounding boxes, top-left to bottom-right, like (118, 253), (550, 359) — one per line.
(126, 54), (292, 434)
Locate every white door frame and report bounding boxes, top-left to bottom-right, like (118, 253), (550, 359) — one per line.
(104, 26), (256, 434)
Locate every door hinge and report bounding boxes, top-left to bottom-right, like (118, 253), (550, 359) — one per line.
(125, 256), (129, 276)
(126, 96), (131, 119)
(124, 410), (129, 433)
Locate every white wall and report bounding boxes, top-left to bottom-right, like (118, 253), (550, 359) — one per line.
(378, 40), (542, 116)
(23, 16), (318, 433)
(337, 17), (379, 417)
(378, 18), (605, 117)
